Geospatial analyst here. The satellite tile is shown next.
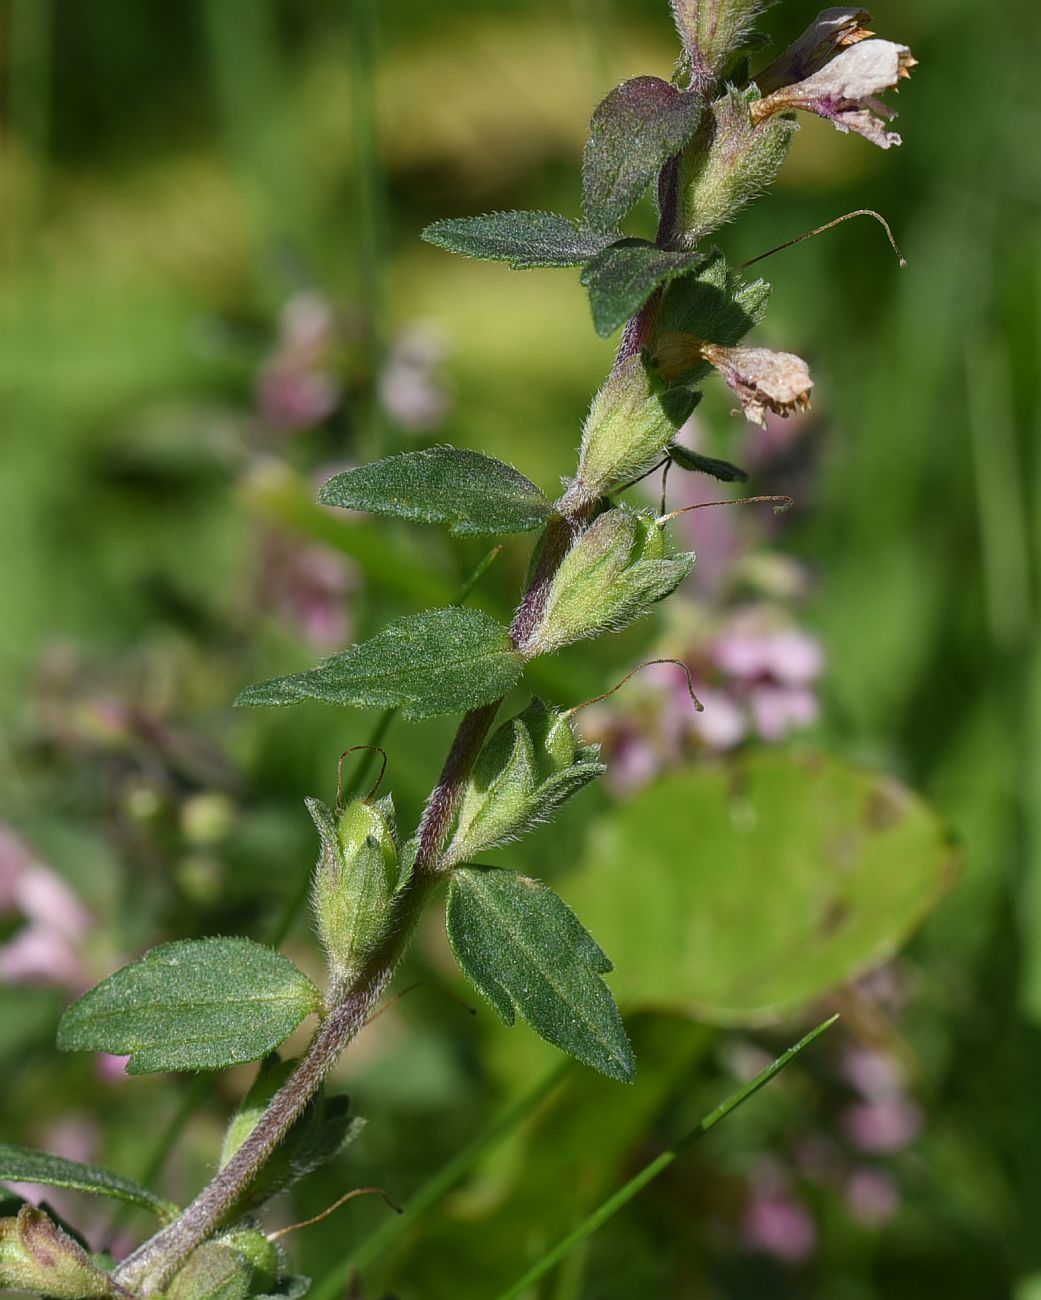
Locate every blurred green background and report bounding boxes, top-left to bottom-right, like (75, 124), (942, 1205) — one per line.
(2, 0), (1040, 1297)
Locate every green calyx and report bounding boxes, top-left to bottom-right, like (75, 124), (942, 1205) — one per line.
(674, 86), (795, 247)
(0, 1206), (115, 1299)
(166, 1241), (254, 1300)
(572, 355), (686, 502)
(442, 699), (605, 867)
(306, 794), (400, 985)
(531, 507), (693, 655)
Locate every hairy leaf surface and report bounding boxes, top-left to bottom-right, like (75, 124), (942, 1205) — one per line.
(57, 939), (322, 1073)
(422, 211), (616, 268)
(581, 241), (706, 337)
(447, 867), (634, 1082)
(583, 76), (702, 232)
(236, 608), (523, 720)
(319, 448), (552, 537)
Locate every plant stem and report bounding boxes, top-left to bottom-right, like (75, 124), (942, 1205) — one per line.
(115, 327), (599, 1298)
(113, 874), (436, 1295)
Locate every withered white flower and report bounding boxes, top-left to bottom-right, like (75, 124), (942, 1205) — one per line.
(700, 343), (813, 426)
(652, 333), (813, 426)
(756, 7), (875, 94)
(751, 38), (916, 150)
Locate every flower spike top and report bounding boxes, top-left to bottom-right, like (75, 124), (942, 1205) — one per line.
(752, 37), (916, 150)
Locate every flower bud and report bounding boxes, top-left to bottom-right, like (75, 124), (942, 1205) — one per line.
(306, 794), (399, 983)
(0, 1205), (114, 1299)
(650, 334), (813, 426)
(443, 699), (605, 866)
(532, 508), (693, 655)
(674, 88), (795, 246)
(751, 38), (915, 150)
(166, 1242), (252, 1300)
(217, 1230), (280, 1289)
(572, 356), (686, 502)
(670, 0), (769, 90)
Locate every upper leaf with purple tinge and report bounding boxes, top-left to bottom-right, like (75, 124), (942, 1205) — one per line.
(582, 77), (702, 233)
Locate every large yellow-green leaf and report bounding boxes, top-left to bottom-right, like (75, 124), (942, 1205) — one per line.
(565, 750), (957, 1023)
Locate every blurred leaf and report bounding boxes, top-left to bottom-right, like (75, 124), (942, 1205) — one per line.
(582, 77), (701, 233)
(236, 608), (523, 721)
(566, 750), (957, 1021)
(318, 448), (552, 537)
(0, 1144), (177, 1223)
(580, 242), (705, 337)
(447, 867), (635, 1082)
(57, 940), (322, 1074)
(256, 1277), (310, 1299)
(422, 212), (616, 268)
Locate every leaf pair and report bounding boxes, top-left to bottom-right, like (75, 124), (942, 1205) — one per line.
(423, 76), (704, 336)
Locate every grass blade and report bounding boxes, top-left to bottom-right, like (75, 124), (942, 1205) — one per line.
(309, 1062), (571, 1300)
(493, 1014), (839, 1300)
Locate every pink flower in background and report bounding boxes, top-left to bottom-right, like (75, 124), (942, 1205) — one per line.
(378, 322), (453, 433)
(743, 1188), (819, 1263)
(256, 292), (343, 432)
(841, 1097), (922, 1154)
(0, 826), (90, 990)
(95, 1054), (132, 1083)
(260, 533), (356, 652)
(845, 1167), (901, 1228)
(688, 686), (747, 752)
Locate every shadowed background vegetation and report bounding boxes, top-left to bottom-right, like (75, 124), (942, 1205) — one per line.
(2, 1), (1040, 1297)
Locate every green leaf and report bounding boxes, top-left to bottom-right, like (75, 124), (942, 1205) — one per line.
(565, 751), (957, 1022)
(580, 241), (706, 338)
(236, 608), (523, 721)
(318, 448), (552, 537)
(0, 1144), (178, 1223)
(57, 939), (322, 1074)
(582, 77), (702, 233)
(422, 211), (617, 269)
(667, 443), (748, 482)
(447, 868), (634, 1082)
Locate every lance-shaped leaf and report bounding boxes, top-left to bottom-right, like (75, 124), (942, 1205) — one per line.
(319, 448), (552, 537)
(236, 608), (523, 721)
(581, 241), (706, 338)
(422, 211), (617, 269)
(447, 867), (635, 1083)
(667, 443), (748, 482)
(0, 1144), (177, 1223)
(57, 939), (322, 1074)
(582, 77), (702, 233)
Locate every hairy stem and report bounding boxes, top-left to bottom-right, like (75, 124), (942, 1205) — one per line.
(115, 492), (591, 1294)
(113, 872), (435, 1295)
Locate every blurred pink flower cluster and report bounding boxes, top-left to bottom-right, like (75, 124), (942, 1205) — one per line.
(727, 967), (922, 1267)
(255, 291), (453, 437)
(256, 292), (344, 433)
(0, 825), (89, 990)
(579, 410), (825, 792)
